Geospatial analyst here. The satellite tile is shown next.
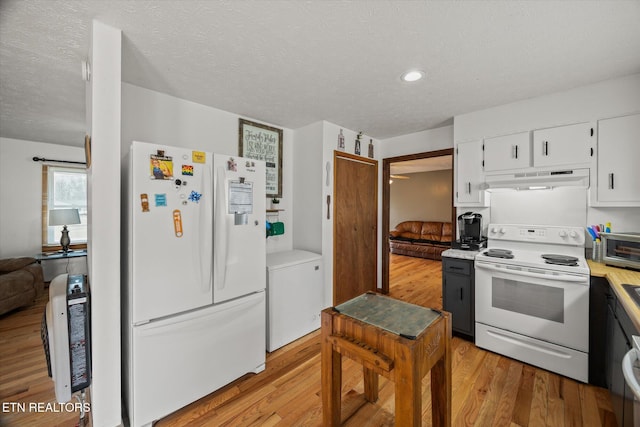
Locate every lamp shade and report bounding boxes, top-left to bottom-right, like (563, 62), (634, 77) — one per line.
(49, 208), (81, 226)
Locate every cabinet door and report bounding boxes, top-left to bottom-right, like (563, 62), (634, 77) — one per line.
(484, 131), (531, 172)
(606, 303), (616, 389)
(597, 113), (640, 204)
(443, 272), (472, 336)
(455, 140), (486, 206)
(607, 302), (636, 427)
(589, 277), (609, 387)
(607, 303), (626, 426)
(533, 122), (593, 168)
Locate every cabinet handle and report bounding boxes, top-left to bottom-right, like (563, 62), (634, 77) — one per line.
(609, 173), (614, 190)
(515, 145), (518, 159)
(467, 182), (471, 194)
(459, 288), (464, 300)
(543, 141), (549, 156)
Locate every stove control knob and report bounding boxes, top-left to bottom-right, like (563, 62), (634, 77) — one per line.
(491, 227), (498, 234)
(569, 230), (578, 238)
(499, 228), (506, 234)
(559, 230), (568, 238)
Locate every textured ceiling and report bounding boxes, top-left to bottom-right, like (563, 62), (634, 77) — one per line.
(1, 0), (640, 147)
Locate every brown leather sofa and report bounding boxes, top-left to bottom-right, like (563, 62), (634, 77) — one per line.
(0, 257), (44, 316)
(389, 221), (452, 260)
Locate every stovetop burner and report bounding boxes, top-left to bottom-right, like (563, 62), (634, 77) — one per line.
(541, 254), (579, 267)
(544, 259), (579, 266)
(477, 224), (590, 275)
(484, 249), (514, 259)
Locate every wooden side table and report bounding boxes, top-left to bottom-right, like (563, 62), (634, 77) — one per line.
(321, 292), (452, 426)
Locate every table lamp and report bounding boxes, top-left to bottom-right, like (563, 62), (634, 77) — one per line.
(49, 208), (81, 253)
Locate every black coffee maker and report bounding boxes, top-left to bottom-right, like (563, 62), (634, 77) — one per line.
(453, 212), (486, 250)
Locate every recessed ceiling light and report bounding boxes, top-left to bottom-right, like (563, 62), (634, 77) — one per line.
(401, 70), (424, 82)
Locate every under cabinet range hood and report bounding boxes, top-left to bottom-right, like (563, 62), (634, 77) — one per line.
(485, 168), (589, 190)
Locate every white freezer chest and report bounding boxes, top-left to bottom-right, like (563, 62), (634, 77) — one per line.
(266, 250), (324, 352)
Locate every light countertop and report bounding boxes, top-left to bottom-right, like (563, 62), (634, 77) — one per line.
(589, 260), (640, 332)
(442, 249), (481, 260)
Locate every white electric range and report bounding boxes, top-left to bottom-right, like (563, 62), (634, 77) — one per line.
(474, 224), (590, 382)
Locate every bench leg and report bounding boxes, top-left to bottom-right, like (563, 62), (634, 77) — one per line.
(322, 312), (342, 426)
(363, 367), (379, 402)
(394, 343), (421, 426)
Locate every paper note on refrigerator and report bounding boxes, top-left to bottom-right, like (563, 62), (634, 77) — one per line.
(229, 181), (253, 214)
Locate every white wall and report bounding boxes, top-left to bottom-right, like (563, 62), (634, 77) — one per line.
(380, 125), (453, 159)
(390, 169), (453, 228)
(454, 73), (640, 234)
(292, 121), (324, 253)
(0, 138), (86, 258)
(88, 20), (122, 427)
(121, 83), (293, 253)
(454, 73), (640, 142)
(0, 137), (89, 279)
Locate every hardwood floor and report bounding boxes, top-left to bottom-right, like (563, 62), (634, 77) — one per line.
(0, 291), (87, 427)
(0, 255), (617, 426)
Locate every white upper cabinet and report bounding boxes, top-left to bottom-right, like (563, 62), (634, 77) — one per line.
(532, 122), (593, 168)
(483, 131), (531, 172)
(455, 139), (488, 207)
(594, 113), (640, 206)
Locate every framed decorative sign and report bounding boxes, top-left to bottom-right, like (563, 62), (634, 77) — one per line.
(238, 118), (283, 197)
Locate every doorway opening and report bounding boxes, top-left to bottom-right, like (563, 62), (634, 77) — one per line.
(381, 149), (454, 294)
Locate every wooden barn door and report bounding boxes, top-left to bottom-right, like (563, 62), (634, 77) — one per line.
(333, 151), (378, 305)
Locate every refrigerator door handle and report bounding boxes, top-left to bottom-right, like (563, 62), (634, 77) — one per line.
(200, 163), (213, 292)
(214, 166), (228, 289)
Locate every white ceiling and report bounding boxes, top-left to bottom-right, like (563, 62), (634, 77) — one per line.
(1, 1), (639, 147)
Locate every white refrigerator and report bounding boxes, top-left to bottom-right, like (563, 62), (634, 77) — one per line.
(122, 141), (266, 427)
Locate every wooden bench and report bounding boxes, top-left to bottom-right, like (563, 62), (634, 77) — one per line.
(321, 292), (452, 426)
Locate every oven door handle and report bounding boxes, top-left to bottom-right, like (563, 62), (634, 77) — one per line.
(622, 348), (640, 401)
(475, 263), (588, 283)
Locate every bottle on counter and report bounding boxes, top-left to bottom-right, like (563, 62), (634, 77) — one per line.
(337, 129), (345, 150)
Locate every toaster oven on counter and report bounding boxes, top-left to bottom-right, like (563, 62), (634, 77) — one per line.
(601, 232), (640, 271)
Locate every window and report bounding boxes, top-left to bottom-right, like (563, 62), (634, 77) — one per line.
(42, 165), (87, 250)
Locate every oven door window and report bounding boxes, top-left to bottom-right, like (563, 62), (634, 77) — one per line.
(475, 263), (589, 352)
(492, 278), (564, 323)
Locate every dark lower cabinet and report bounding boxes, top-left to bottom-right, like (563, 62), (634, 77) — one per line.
(442, 257), (474, 339)
(590, 277), (609, 387)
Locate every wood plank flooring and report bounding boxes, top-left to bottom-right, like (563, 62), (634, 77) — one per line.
(0, 255), (618, 426)
(0, 291), (87, 427)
